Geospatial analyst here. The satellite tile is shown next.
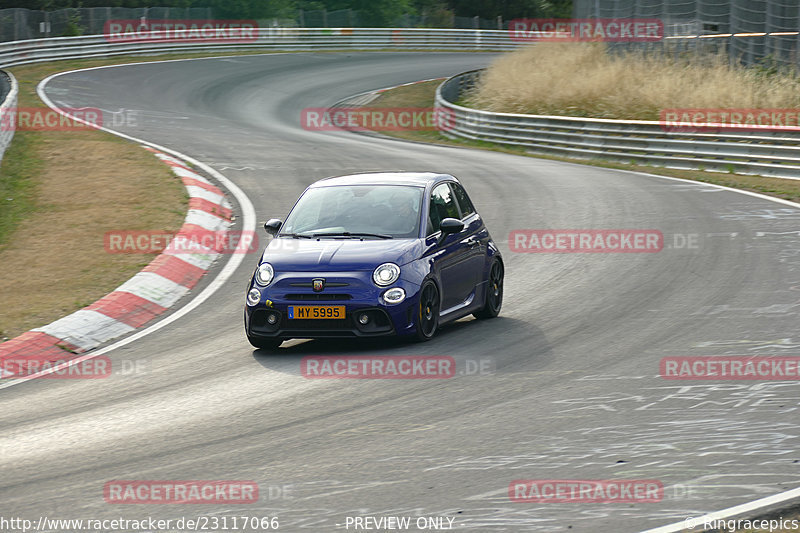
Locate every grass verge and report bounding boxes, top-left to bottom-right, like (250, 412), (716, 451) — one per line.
(0, 57), (206, 341)
(361, 79), (800, 204)
(0, 132), (42, 246)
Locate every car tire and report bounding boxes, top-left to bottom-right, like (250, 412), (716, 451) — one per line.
(474, 258), (503, 320)
(247, 335), (283, 351)
(415, 280), (440, 341)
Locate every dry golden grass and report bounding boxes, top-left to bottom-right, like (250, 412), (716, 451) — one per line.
(0, 63), (188, 341)
(0, 133), (188, 339)
(468, 43), (800, 120)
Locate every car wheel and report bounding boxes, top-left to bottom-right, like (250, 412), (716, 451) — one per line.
(415, 280), (440, 341)
(474, 259), (503, 319)
(247, 335), (283, 351)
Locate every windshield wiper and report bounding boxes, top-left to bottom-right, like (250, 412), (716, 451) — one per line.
(278, 232), (314, 239)
(311, 232), (393, 240)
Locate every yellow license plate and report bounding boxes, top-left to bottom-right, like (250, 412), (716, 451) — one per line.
(288, 305), (345, 319)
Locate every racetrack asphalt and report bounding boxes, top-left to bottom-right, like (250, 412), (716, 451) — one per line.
(2, 51), (800, 532)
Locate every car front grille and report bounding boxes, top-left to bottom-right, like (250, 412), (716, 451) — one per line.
(284, 293), (352, 301)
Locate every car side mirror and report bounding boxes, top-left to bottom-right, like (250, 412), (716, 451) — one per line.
(264, 219), (282, 235)
(438, 218), (464, 243)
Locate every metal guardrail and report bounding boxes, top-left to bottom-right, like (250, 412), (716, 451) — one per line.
(435, 70), (800, 179)
(0, 70), (17, 161)
(0, 28), (516, 68)
(4, 29), (800, 180)
(0, 28), (517, 167)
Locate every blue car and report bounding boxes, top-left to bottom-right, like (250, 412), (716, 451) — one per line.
(244, 172), (503, 350)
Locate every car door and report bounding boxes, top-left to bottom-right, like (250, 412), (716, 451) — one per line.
(450, 182), (486, 299)
(425, 182), (473, 311)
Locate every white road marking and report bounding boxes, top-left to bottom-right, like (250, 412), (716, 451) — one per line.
(0, 57), (258, 390)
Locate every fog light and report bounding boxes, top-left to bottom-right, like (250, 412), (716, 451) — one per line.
(358, 313), (370, 325)
(267, 312), (278, 325)
(383, 287), (406, 305)
(247, 288), (261, 306)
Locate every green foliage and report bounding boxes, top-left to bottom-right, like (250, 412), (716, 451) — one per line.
(61, 8), (84, 36)
(192, 0), (297, 19)
(417, 0), (454, 28)
(295, 0), (414, 25)
(750, 54), (798, 79)
(442, 0), (571, 19)
(1, 0), (574, 23)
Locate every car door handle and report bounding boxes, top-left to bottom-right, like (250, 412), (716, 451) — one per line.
(463, 237), (480, 248)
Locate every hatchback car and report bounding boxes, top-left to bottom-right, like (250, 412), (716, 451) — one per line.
(244, 172), (503, 350)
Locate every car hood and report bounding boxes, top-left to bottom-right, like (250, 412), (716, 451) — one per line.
(261, 237), (423, 271)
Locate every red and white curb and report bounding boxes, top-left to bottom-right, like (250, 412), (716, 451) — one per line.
(0, 147), (232, 366)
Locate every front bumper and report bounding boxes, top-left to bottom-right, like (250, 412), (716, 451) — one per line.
(244, 272), (419, 339)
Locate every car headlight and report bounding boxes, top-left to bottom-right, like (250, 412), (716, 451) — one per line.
(373, 263), (400, 286)
(382, 287), (406, 305)
(247, 288), (261, 306)
(255, 263), (274, 286)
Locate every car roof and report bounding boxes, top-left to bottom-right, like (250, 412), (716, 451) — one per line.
(311, 172), (456, 188)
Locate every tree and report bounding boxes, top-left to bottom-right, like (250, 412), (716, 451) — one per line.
(297, 0), (415, 26)
(0, 0), (574, 25)
(444, 0), (571, 19)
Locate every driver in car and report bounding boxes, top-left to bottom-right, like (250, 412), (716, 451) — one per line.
(384, 193), (418, 236)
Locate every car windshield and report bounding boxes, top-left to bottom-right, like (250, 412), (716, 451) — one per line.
(280, 184), (424, 239)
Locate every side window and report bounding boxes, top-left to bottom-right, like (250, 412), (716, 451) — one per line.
(427, 183), (461, 236)
(451, 183), (475, 217)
